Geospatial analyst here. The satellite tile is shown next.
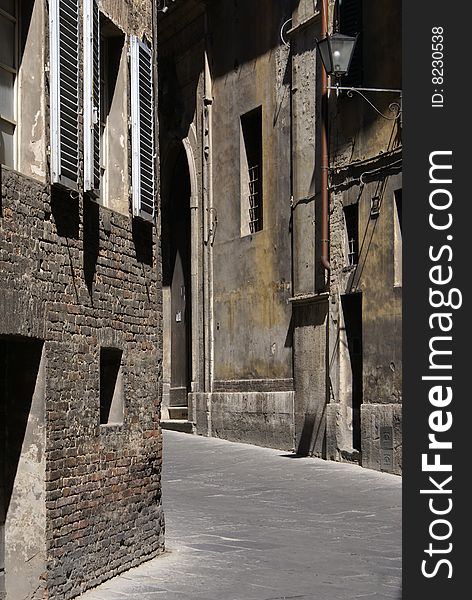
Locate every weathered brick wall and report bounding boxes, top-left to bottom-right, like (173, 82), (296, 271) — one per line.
(0, 167), (164, 598)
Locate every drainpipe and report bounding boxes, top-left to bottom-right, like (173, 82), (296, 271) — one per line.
(321, 0), (330, 275)
(205, 50), (214, 397)
(203, 9), (214, 436)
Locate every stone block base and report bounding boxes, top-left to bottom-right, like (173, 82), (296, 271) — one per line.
(361, 403), (402, 475)
(192, 391), (294, 451)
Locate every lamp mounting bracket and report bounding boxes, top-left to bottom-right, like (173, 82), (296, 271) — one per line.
(327, 86), (402, 121)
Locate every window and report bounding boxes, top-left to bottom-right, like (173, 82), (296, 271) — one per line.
(131, 36), (155, 221)
(100, 347), (124, 425)
(344, 203), (359, 267)
(51, 0), (155, 219)
(394, 189), (402, 287)
(83, 0), (100, 193)
(0, 0), (17, 166)
(99, 18), (126, 209)
(240, 106), (263, 236)
(0, 0), (35, 169)
(84, 3), (129, 215)
(49, 0), (80, 187)
(339, 0), (362, 87)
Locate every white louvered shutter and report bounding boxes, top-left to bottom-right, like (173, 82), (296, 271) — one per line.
(49, 0), (80, 187)
(83, 0), (100, 193)
(130, 36), (155, 220)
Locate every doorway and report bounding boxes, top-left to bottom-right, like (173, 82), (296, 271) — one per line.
(341, 293), (363, 451)
(162, 146), (192, 419)
(0, 337), (46, 599)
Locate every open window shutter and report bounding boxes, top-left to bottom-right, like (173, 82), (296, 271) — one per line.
(339, 0), (363, 86)
(83, 0), (100, 193)
(49, 0), (80, 187)
(130, 36), (155, 220)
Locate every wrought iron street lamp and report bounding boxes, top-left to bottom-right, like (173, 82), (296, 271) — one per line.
(315, 33), (358, 78)
(316, 0), (402, 277)
(315, 31), (402, 122)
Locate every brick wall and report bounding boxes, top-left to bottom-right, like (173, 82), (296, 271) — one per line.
(0, 167), (164, 598)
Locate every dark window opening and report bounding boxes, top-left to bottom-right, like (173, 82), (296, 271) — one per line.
(339, 0), (363, 87)
(99, 16), (125, 196)
(100, 347), (124, 425)
(241, 107), (263, 234)
(344, 203), (359, 266)
(100, 24), (123, 125)
(341, 293), (363, 451)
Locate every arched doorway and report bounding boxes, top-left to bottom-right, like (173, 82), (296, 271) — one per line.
(162, 145), (192, 423)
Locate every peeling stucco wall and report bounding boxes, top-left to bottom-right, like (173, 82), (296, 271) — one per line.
(206, 0), (294, 446)
(17, 0), (47, 181)
(99, 0), (152, 39)
(209, 0), (293, 385)
(102, 43), (129, 216)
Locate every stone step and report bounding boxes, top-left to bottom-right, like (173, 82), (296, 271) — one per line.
(168, 406), (188, 420)
(161, 420), (194, 434)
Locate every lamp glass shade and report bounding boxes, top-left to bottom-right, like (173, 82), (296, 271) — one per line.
(316, 37), (333, 75)
(329, 33), (358, 76)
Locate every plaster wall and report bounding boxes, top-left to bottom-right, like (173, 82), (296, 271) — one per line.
(327, 0), (402, 473)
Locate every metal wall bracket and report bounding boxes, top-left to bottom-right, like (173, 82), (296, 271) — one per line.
(328, 86), (402, 122)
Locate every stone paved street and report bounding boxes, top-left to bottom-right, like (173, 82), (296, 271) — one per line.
(81, 431), (402, 600)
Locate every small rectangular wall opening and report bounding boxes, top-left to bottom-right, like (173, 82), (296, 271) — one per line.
(100, 347), (124, 425)
(344, 203), (359, 266)
(240, 106), (263, 236)
(393, 189), (402, 287)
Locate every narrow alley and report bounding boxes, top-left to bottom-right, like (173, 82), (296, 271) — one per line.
(81, 431), (401, 600)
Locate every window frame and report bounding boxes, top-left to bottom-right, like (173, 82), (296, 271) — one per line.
(393, 188), (402, 288)
(83, 0), (100, 194)
(49, 0), (80, 189)
(344, 202), (359, 267)
(99, 346), (124, 426)
(240, 106), (263, 236)
(0, 1), (18, 168)
(130, 35), (155, 222)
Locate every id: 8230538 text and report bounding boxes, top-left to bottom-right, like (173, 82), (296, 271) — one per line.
(431, 26), (444, 109)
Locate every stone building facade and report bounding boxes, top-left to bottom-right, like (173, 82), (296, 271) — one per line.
(0, 1), (163, 598)
(325, 0), (402, 473)
(159, 0), (402, 474)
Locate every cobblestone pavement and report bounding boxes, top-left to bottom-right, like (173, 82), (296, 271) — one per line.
(81, 430), (402, 600)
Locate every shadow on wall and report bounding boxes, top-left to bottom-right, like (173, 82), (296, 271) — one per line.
(279, 452), (310, 459)
(207, 0), (293, 79)
(297, 405), (327, 456)
(83, 197), (100, 298)
(293, 301), (329, 457)
(132, 218), (154, 267)
(50, 186), (80, 239)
